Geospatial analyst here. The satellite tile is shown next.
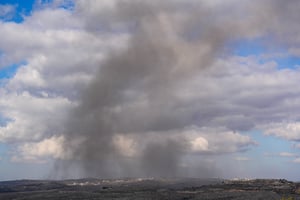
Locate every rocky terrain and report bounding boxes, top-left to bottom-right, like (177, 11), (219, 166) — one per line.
(0, 178), (299, 199)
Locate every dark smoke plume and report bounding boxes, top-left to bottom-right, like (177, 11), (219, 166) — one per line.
(55, 0), (300, 178)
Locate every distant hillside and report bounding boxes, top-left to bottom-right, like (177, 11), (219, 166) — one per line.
(0, 178), (299, 199)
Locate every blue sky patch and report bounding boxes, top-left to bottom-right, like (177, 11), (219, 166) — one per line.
(249, 130), (293, 154)
(233, 38), (300, 70)
(274, 54), (300, 70)
(0, 62), (24, 79)
(0, 114), (11, 127)
(0, 0), (74, 23)
(0, 0), (35, 23)
(233, 38), (266, 57)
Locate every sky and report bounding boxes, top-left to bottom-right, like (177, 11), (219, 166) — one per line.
(1, 0), (300, 181)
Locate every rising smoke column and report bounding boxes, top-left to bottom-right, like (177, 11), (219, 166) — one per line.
(57, 0), (300, 178)
(60, 0), (224, 178)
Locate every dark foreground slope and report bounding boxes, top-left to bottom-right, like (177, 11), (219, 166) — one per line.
(0, 178), (299, 200)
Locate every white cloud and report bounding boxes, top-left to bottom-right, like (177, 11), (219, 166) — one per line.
(292, 158), (300, 163)
(0, 1), (130, 164)
(75, 0), (117, 14)
(124, 127), (257, 155)
(106, 127), (256, 160)
(264, 152), (298, 159)
(0, 1), (129, 145)
(190, 137), (209, 152)
(279, 152), (297, 158)
(234, 157), (251, 161)
(262, 122), (300, 141)
(11, 65), (46, 88)
(185, 127), (257, 154)
(0, 91), (74, 142)
(113, 134), (138, 157)
(11, 135), (67, 163)
(1, 0), (300, 166)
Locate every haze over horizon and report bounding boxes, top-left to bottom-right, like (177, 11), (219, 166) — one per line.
(1, 0), (300, 181)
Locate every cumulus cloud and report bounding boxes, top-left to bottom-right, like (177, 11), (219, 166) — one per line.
(185, 127), (256, 154)
(109, 127), (256, 158)
(263, 122), (300, 141)
(190, 137), (209, 152)
(112, 134), (138, 157)
(11, 135), (66, 163)
(0, 90), (73, 142)
(0, 0), (129, 143)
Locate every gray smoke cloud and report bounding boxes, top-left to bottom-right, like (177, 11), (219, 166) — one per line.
(55, 0), (300, 178)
